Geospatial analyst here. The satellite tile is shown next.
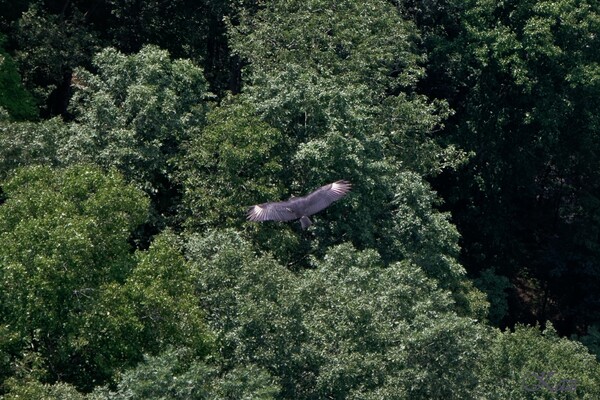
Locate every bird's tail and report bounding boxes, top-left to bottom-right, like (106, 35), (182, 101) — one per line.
(300, 216), (312, 229)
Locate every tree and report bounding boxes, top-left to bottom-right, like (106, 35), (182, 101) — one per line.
(90, 348), (279, 400)
(6, 0), (238, 116)
(186, 230), (492, 398)
(12, 3), (99, 116)
(76, 232), (212, 387)
(187, 0), (478, 308)
(187, 230), (600, 398)
(2, 347), (279, 400)
(0, 34), (37, 120)
(0, 166), (211, 392)
(475, 268), (511, 325)
(187, 230), (305, 396)
(62, 45), (211, 228)
(228, 0), (454, 174)
(415, 0), (600, 335)
(1, 380), (86, 400)
(297, 243), (488, 399)
(178, 95), (308, 264)
(0, 165), (146, 389)
(0, 0), (32, 27)
(101, 0), (241, 95)
(478, 323), (600, 399)
(0, 117), (66, 179)
(180, 95), (286, 230)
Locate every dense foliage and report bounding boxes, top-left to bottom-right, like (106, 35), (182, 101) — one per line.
(410, 0), (600, 336)
(1, 0), (599, 398)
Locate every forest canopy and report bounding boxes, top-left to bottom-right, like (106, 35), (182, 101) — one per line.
(1, 0), (599, 398)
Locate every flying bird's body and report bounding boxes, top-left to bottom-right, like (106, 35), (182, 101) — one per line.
(247, 180), (352, 229)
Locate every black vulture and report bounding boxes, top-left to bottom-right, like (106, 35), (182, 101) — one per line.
(247, 180), (352, 229)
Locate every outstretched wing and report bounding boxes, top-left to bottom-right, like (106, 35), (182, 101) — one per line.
(247, 201), (299, 222)
(301, 180), (352, 216)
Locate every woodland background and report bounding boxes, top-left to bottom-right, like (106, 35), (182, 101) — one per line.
(0, 0), (600, 398)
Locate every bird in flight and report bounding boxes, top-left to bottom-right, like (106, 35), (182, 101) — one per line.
(247, 180), (352, 229)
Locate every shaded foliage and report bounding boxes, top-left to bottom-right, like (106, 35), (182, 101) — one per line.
(409, 0), (600, 336)
(0, 34), (36, 120)
(12, 4), (99, 116)
(4, 0), (240, 115)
